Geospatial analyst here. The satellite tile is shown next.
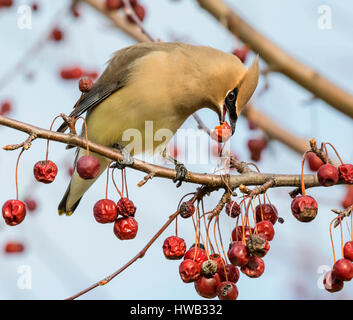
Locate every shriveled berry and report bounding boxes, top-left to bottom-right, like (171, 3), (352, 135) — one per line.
(33, 160), (58, 184)
(79, 77), (93, 92)
(256, 220), (275, 241)
(255, 204), (278, 225)
(117, 197), (136, 217)
(217, 281), (238, 300)
(231, 226), (253, 242)
(179, 201), (195, 219)
(333, 258), (353, 281)
(339, 164), (353, 184)
(105, 0), (123, 10)
(323, 270), (344, 293)
(232, 46), (249, 63)
(211, 122), (232, 143)
(227, 241), (249, 267)
(194, 273), (221, 299)
(201, 259), (218, 277)
(225, 201), (240, 218)
(113, 217), (138, 240)
(179, 259), (201, 283)
(306, 152), (324, 171)
(218, 264), (239, 283)
(163, 236), (186, 260)
(24, 198), (37, 212)
(317, 164), (339, 187)
(76, 155), (100, 180)
(246, 234), (270, 258)
(344, 241), (353, 261)
(4, 241), (25, 253)
(2, 200), (26, 226)
(184, 247), (208, 267)
(240, 256), (265, 278)
(93, 199), (118, 223)
(291, 195), (318, 222)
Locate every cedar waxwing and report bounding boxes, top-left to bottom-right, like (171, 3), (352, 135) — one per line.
(57, 42), (260, 216)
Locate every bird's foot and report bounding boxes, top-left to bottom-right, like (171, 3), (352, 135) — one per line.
(111, 144), (134, 169)
(173, 162), (188, 188)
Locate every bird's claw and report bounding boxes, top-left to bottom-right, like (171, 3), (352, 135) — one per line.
(111, 144), (134, 169)
(173, 163), (188, 188)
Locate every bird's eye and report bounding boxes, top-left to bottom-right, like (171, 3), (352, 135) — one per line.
(227, 91), (236, 102)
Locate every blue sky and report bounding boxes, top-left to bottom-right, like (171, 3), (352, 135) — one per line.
(0, 0), (352, 299)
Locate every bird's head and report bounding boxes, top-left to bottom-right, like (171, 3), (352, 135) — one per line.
(208, 54), (260, 135)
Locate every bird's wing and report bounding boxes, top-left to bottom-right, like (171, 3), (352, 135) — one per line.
(56, 82), (123, 133)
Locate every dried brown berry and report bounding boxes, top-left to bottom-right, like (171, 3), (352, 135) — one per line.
(225, 201), (240, 218)
(117, 197), (136, 217)
(246, 234), (270, 258)
(201, 259), (218, 277)
(179, 201), (195, 219)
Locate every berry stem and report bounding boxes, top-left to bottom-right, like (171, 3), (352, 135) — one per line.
(329, 217), (339, 263)
(15, 148), (24, 200)
(324, 142), (344, 165)
(300, 152), (308, 196)
(111, 168), (123, 198)
(213, 216), (228, 281)
(105, 162), (112, 200)
(45, 115), (60, 161)
(78, 117), (90, 156)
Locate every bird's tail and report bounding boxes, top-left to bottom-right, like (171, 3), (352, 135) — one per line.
(58, 149), (110, 216)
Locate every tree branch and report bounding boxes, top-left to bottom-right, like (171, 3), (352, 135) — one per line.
(0, 115), (345, 190)
(196, 0), (353, 119)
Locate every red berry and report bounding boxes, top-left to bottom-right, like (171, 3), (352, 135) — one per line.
(79, 77), (93, 92)
(0, 0), (13, 8)
(76, 155), (100, 180)
(184, 247), (208, 267)
(127, 3), (146, 23)
(323, 270), (344, 293)
(232, 46), (249, 63)
(194, 273), (221, 299)
(50, 27), (63, 41)
(113, 217), (138, 240)
(291, 195), (318, 223)
(24, 198), (37, 212)
(210, 253), (225, 273)
(117, 197), (136, 217)
(317, 164), (339, 187)
(339, 164), (353, 184)
(31, 2), (39, 11)
(60, 66), (83, 80)
(306, 152), (324, 171)
(179, 259), (201, 283)
(2, 200), (26, 226)
(68, 166), (74, 177)
(163, 236), (186, 260)
(344, 241), (353, 261)
(71, 3), (80, 17)
(179, 201), (195, 219)
(333, 258), (353, 281)
(93, 199), (118, 224)
(225, 201), (240, 218)
(4, 241), (25, 253)
(342, 186), (353, 208)
(240, 256), (265, 278)
(33, 160), (58, 184)
(83, 70), (99, 80)
(105, 0), (123, 10)
(231, 226), (253, 242)
(256, 220), (275, 241)
(217, 281), (238, 300)
(247, 138), (267, 162)
(246, 234), (270, 258)
(227, 241), (249, 267)
(218, 264), (239, 283)
(1, 100), (12, 114)
(248, 120), (258, 130)
(255, 204), (278, 225)
(211, 122), (232, 143)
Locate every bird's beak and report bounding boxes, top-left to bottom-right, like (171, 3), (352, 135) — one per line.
(222, 103), (237, 135)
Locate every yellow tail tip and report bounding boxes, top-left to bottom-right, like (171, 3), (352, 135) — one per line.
(58, 209), (73, 216)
